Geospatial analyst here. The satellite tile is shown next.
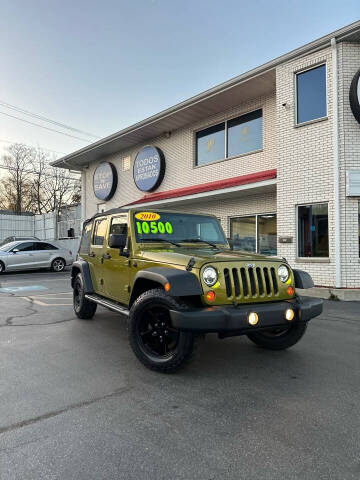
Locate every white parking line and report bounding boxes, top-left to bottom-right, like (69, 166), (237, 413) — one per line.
(22, 292), (73, 307)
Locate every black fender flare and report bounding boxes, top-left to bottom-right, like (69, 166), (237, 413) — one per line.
(131, 267), (203, 299)
(293, 269), (314, 289)
(71, 260), (94, 294)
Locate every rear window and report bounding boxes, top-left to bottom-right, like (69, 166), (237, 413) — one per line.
(79, 221), (93, 254)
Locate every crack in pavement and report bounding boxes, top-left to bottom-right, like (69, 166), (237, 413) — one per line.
(0, 386), (132, 436)
(1, 297), (37, 327)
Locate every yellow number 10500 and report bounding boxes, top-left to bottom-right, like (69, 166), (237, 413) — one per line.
(136, 221), (173, 235)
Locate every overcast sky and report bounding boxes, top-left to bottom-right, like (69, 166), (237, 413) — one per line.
(1, 0), (359, 159)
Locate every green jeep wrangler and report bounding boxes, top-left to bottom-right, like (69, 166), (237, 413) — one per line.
(71, 208), (323, 373)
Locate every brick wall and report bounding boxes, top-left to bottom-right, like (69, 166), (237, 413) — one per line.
(338, 42), (360, 288)
(83, 92), (276, 218)
(276, 47), (336, 286)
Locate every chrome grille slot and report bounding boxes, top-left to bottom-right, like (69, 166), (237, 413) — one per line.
(223, 264), (280, 300)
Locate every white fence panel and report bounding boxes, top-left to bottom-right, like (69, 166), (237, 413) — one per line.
(0, 214), (34, 241)
(55, 238), (81, 255)
(34, 212), (57, 240)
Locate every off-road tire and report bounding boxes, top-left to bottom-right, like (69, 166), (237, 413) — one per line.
(128, 288), (197, 373)
(51, 257), (66, 272)
(246, 321), (308, 350)
(73, 273), (97, 319)
(0, 261), (5, 274)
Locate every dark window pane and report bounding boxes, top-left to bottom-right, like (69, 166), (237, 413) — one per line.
(227, 110), (262, 157)
(79, 222), (93, 254)
(230, 217), (256, 253)
(196, 123), (225, 166)
(298, 204), (329, 257)
(92, 219), (107, 246)
(258, 214), (277, 255)
(358, 202), (360, 258)
(14, 242), (34, 252)
(296, 64), (326, 124)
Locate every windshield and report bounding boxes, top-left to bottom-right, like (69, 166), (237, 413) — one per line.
(0, 241), (19, 252)
(134, 211), (227, 246)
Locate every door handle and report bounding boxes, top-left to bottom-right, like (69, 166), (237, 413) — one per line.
(89, 252), (95, 257)
(102, 253), (111, 260)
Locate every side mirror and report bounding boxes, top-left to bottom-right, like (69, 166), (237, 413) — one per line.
(108, 234), (127, 250)
(12, 248), (19, 253)
(227, 238), (234, 250)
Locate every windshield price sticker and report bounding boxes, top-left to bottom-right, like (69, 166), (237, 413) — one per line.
(135, 212), (160, 221)
(136, 221), (173, 235)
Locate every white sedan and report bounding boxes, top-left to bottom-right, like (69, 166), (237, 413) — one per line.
(0, 240), (73, 273)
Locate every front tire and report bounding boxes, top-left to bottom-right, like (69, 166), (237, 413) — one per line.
(246, 321), (308, 350)
(128, 289), (197, 373)
(73, 273), (97, 319)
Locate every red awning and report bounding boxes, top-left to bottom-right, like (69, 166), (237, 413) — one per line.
(124, 169), (277, 206)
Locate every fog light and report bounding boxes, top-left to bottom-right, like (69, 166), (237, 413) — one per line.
(205, 291), (216, 302)
(248, 312), (259, 326)
(164, 282), (170, 292)
(285, 308), (295, 321)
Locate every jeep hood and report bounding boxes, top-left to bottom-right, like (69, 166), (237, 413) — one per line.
(136, 247), (284, 269)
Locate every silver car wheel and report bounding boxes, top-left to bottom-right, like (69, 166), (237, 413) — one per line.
(52, 258), (65, 272)
(0, 261), (4, 273)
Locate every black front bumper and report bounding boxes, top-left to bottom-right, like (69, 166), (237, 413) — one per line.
(170, 296), (323, 334)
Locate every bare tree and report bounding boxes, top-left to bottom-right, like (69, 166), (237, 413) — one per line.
(0, 143), (81, 214)
(0, 144), (34, 214)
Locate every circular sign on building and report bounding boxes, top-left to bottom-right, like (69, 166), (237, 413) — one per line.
(349, 68), (360, 124)
(133, 146), (166, 192)
(93, 162), (118, 201)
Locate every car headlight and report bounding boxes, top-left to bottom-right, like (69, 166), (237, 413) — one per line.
(203, 266), (218, 287)
(278, 265), (290, 283)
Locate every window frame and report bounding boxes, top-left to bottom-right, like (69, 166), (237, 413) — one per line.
(228, 212), (277, 255)
(294, 62), (328, 127)
(296, 202), (329, 259)
(194, 108), (263, 167)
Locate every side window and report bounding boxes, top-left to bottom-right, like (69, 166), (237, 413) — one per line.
(296, 64), (326, 124)
(13, 242), (34, 252)
(35, 242), (57, 250)
(79, 221), (93, 254)
(92, 219), (107, 246)
(110, 217), (128, 236)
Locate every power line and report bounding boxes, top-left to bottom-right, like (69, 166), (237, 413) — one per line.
(0, 139), (67, 156)
(0, 164), (80, 181)
(0, 100), (100, 139)
(0, 110), (92, 143)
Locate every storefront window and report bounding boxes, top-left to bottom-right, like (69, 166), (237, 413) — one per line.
(230, 214), (277, 255)
(195, 109), (263, 166)
(227, 110), (262, 157)
(298, 203), (329, 257)
(196, 123), (225, 166)
(296, 64), (327, 124)
(258, 214), (277, 255)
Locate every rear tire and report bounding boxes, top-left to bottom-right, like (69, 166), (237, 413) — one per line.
(51, 257), (66, 272)
(0, 261), (4, 274)
(73, 273), (97, 319)
(128, 288), (197, 373)
(246, 322), (307, 350)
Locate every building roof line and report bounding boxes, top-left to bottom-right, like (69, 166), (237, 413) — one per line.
(52, 20), (360, 168)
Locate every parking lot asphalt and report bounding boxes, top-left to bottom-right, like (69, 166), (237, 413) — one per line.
(0, 270), (359, 480)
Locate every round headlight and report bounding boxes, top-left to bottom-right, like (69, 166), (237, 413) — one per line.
(278, 265), (290, 283)
(203, 266), (218, 287)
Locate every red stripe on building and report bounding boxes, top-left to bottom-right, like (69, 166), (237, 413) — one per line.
(124, 169), (277, 206)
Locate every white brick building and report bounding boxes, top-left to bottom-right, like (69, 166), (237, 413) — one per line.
(53, 21), (360, 290)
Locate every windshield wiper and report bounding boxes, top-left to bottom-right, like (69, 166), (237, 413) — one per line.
(138, 238), (181, 247)
(179, 238), (219, 249)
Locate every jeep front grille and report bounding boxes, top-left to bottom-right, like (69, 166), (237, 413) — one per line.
(223, 266), (279, 299)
